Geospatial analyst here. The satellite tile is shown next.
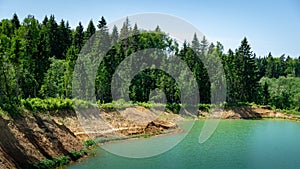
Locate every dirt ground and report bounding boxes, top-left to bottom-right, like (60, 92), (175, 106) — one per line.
(199, 105), (300, 120)
(0, 110), (84, 169)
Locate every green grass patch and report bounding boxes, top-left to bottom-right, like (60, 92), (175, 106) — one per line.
(21, 98), (97, 112)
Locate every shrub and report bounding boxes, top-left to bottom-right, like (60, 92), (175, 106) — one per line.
(136, 102), (152, 109)
(33, 155), (70, 169)
(22, 98), (98, 112)
(83, 140), (97, 149)
(198, 104), (211, 112)
(166, 103), (181, 113)
(69, 150), (82, 161)
(33, 159), (56, 169)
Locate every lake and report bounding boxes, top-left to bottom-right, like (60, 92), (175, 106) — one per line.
(68, 120), (300, 169)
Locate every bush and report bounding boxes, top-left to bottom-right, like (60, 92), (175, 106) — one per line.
(33, 155), (71, 169)
(166, 103), (181, 113)
(69, 150), (82, 161)
(22, 98), (97, 112)
(22, 98), (73, 112)
(99, 102), (116, 110)
(136, 102), (152, 109)
(83, 140), (97, 149)
(33, 159), (56, 169)
(198, 104), (211, 112)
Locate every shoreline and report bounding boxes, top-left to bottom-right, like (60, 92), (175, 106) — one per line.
(97, 128), (184, 146)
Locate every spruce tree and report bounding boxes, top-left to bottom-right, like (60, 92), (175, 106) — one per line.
(85, 19), (96, 41)
(235, 37), (260, 102)
(73, 22), (84, 51)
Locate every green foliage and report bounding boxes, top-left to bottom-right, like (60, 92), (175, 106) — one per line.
(83, 140), (97, 149)
(293, 93), (300, 111)
(98, 99), (154, 110)
(33, 155), (71, 169)
(73, 99), (96, 109)
(222, 37), (260, 103)
(260, 77), (300, 110)
(136, 102), (152, 109)
(224, 102), (251, 109)
(69, 150), (82, 161)
(198, 104), (211, 112)
(22, 98), (73, 111)
(22, 98), (98, 112)
(33, 159), (56, 169)
(1, 13), (299, 114)
(165, 103), (181, 113)
(39, 58), (66, 98)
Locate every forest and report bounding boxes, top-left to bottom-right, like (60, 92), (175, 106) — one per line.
(0, 13), (300, 116)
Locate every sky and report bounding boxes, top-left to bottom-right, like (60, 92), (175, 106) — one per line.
(0, 0), (299, 57)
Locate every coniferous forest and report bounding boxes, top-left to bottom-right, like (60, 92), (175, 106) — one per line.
(0, 14), (300, 116)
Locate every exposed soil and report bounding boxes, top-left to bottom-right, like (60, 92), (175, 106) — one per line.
(0, 107), (179, 169)
(199, 105), (300, 120)
(0, 110), (85, 169)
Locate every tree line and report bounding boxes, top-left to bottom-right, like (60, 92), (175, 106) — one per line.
(0, 13), (299, 114)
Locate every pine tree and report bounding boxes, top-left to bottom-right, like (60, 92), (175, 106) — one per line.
(47, 15), (60, 58)
(199, 36), (208, 58)
(119, 17), (130, 41)
(85, 19), (96, 41)
(265, 52), (274, 78)
(191, 33), (200, 53)
(57, 19), (70, 59)
(10, 36), (23, 104)
(96, 16), (110, 53)
(97, 16), (107, 29)
(263, 82), (270, 105)
(130, 23), (139, 51)
(73, 22), (84, 51)
(42, 15), (48, 25)
(235, 37), (260, 102)
(111, 25), (119, 45)
(11, 13), (20, 33)
(19, 15), (40, 98)
(155, 25), (161, 32)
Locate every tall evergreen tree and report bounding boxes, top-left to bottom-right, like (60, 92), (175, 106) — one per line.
(85, 19), (96, 41)
(191, 33), (200, 53)
(47, 15), (60, 58)
(111, 25), (119, 45)
(235, 37), (260, 102)
(262, 82), (270, 105)
(57, 19), (72, 59)
(73, 22), (84, 51)
(119, 17), (130, 41)
(97, 16), (107, 29)
(11, 13), (20, 33)
(199, 36), (209, 58)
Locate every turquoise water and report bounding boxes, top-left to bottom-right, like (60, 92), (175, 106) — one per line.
(68, 120), (300, 169)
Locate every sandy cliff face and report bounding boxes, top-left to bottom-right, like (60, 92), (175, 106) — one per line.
(0, 108), (179, 169)
(0, 110), (85, 169)
(199, 105), (300, 120)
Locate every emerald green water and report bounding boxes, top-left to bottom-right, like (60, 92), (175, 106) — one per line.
(68, 120), (300, 169)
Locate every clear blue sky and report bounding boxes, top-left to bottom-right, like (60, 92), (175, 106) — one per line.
(0, 0), (299, 57)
